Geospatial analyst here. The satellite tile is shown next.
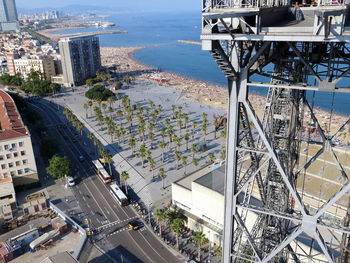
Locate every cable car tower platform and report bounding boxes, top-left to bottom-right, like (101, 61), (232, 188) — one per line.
(201, 0), (350, 262)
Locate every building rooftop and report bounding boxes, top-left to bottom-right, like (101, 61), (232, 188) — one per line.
(174, 163), (225, 195)
(0, 90), (28, 141)
(194, 165), (225, 195)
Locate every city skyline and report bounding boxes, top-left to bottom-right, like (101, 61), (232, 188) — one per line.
(16, 0), (198, 12)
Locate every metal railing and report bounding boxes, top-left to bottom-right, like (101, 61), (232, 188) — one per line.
(203, 0), (348, 10)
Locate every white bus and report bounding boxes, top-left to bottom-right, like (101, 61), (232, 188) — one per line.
(92, 159), (112, 184)
(110, 183), (129, 206)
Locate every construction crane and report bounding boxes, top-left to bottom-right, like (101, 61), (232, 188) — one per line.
(201, 0), (350, 262)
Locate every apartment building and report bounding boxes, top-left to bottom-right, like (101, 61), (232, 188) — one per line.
(0, 90), (38, 188)
(59, 35), (101, 87)
(0, 0), (19, 33)
(13, 56), (56, 80)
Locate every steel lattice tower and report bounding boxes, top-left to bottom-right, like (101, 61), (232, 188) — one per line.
(201, 1), (350, 262)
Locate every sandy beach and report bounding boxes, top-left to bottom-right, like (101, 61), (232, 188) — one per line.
(101, 46), (349, 139)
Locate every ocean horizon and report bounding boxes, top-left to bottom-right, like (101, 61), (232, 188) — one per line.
(53, 11), (350, 117)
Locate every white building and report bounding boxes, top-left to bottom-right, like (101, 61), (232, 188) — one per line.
(172, 165), (226, 246)
(0, 90), (38, 189)
(13, 55), (56, 81)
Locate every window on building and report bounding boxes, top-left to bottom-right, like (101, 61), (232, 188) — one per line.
(10, 171), (15, 176)
(3, 172), (7, 177)
(20, 151), (25, 156)
(17, 169), (22, 175)
(4, 145), (8, 150)
(11, 143), (16, 148)
(0, 155), (3, 161)
(19, 142), (24, 147)
(13, 152), (18, 158)
(8, 163), (13, 168)
(15, 161), (20, 166)
(24, 168), (30, 173)
(1, 164), (6, 169)
(22, 159), (27, 165)
(6, 154), (11, 159)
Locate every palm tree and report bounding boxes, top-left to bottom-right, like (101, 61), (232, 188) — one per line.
(104, 153), (113, 176)
(76, 121), (84, 136)
(202, 112), (208, 123)
(182, 156), (188, 175)
(107, 96), (115, 109)
(214, 117), (220, 139)
(160, 127), (166, 143)
(201, 123), (208, 137)
(154, 209), (167, 236)
(220, 125), (227, 140)
(120, 171), (130, 195)
(88, 100), (93, 116)
(87, 132), (95, 144)
(175, 151), (181, 170)
(94, 138), (101, 157)
(183, 114), (189, 129)
(207, 153), (216, 164)
(139, 143), (147, 168)
(170, 218), (184, 250)
(108, 106), (114, 118)
(192, 157), (199, 168)
(184, 133), (190, 150)
(165, 118), (171, 126)
(99, 148), (106, 159)
(192, 121), (198, 139)
(159, 168), (166, 189)
(167, 126), (174, 143)
(175, 136), (181, 151)
(148, 132), (155, 149)
(149, 158), (156, 177)
(158, 141), (166, 162)
(115, 128), (122, 143)
(220, 150), (226, 160)
(83, 102), (89, 118)
(191, 144), (197, 159)
(177, 119), (183, 135)
(102, 103), (107, 114)
(128, 135), (136, 156)
(193, 231), (206, 262)
(171, 104), (176, 118)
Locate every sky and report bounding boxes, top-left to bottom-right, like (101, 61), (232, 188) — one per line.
(16, 0), (199, 12)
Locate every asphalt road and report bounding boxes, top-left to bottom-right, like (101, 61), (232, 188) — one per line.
(29, 98), (182, 263)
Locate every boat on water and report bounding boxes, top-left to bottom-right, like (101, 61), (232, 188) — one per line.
(94, 21), (115, 28)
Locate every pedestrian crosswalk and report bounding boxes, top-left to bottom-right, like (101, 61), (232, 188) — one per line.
(96, 216), (139, 231)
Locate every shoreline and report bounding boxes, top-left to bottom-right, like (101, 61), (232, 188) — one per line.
(101, 46), (349, 137)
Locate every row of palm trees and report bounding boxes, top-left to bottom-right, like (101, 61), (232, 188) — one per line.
(154, 208), (209, 262)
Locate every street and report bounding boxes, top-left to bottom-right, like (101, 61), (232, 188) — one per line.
(29, 98), (182, 263)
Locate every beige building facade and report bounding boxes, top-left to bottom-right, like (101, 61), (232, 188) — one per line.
(0, 90), (38, 189)
(14, 56), (56, 80)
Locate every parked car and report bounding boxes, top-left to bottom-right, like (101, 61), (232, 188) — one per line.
(79, 156), (85, 162)
(67, 176), (75, 187)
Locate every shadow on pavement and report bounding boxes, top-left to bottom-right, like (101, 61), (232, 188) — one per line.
(92, 245), (144, 263)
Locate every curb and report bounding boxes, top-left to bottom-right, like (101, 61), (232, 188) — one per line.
(130, 205), (187, 262)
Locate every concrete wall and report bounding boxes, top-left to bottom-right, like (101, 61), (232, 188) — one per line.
(192, 182), (224, 228)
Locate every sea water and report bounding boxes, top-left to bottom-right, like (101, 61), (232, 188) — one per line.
(54, 11), (350, 116)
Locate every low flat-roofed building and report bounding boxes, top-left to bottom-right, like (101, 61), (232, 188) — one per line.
(40, 251), (79, 263)
(172, 165), (226, 246)
(0, 90), (38, 187)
